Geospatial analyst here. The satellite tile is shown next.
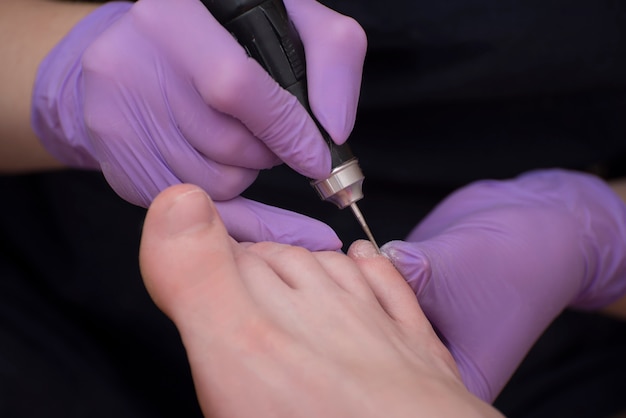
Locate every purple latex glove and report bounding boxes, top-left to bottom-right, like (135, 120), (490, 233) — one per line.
(31, 0), (367, 250)
(382, 169), (626, 402)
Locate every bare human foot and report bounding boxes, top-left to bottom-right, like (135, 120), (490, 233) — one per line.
(139, 184), (503, 418)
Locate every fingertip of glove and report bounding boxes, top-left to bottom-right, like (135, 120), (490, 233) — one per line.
(312, 105), (354, 147)
(217, 198), (342, 251)
(256, 205), (342, 251)
(380, 240), (432, 295)
(379, 240), (414, 264)
(285, 222), (343, 251)
(305, 149), (333, 180)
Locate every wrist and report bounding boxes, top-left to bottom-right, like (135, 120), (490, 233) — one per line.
(31, 1), (133, 169)
(539, 170), (626, 310)
(477, 168), (626, 310)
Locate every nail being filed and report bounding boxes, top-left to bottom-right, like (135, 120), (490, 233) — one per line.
(310, 159), (380, 252)
(200, 0), (379, 252)
(350, 203), (381, 253)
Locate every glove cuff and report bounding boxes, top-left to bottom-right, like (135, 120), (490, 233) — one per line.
(31, 1), (133, 169)
(516, 169), (626, 310)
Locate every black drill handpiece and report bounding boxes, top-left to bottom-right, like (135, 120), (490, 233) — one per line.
(200, 0), (355, 168)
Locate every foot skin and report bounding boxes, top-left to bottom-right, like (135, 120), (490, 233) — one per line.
(139, 184), (502, 418)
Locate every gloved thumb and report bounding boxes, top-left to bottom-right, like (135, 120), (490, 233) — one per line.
(381, 240), (433, 297)
(215, 197), (342, 251)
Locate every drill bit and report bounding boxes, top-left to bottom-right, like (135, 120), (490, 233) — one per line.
(202, 0), (380, 250)
(350, 202), (380, 253)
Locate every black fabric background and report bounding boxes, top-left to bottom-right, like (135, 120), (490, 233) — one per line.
(0, 173), (202, 417)
(2, 0), (626, 416)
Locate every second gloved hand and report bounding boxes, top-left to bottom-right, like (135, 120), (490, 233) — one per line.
(382, 169), (626, 402)
(32, 0), (367, 250)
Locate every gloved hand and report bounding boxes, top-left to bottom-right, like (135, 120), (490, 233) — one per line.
(31, 0), (366, 250)
(381, 169), (626, 402)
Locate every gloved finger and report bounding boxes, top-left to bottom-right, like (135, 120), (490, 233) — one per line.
(285, 0), (367, 144)
(215, 197), (342, 251)
(90, 115), (260, 204)
(380, 240), (432, 298)
(127, 0), (332, 179)
(167, 78), (282, 170)
(81, 13), (281, 172)
(82, 50), (263, 204)
(196, 56), (331, 180)
(381, 228), (582, 403)
(348, 240), (426, 324)
(380, 239), (500, 401)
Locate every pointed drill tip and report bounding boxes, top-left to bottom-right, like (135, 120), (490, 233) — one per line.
(349, 203), (381, 254)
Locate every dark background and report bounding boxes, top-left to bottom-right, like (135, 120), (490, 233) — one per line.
(2, 0), (626, 416)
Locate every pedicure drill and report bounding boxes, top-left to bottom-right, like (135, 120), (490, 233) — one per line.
(200, 0), (380, 251)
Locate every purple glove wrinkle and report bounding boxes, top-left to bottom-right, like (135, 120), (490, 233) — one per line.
(382, 169), (626, 402)
(32, 1), (132, 169)
(284, 0), (366, 144)
(31, 0), (366, 250)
